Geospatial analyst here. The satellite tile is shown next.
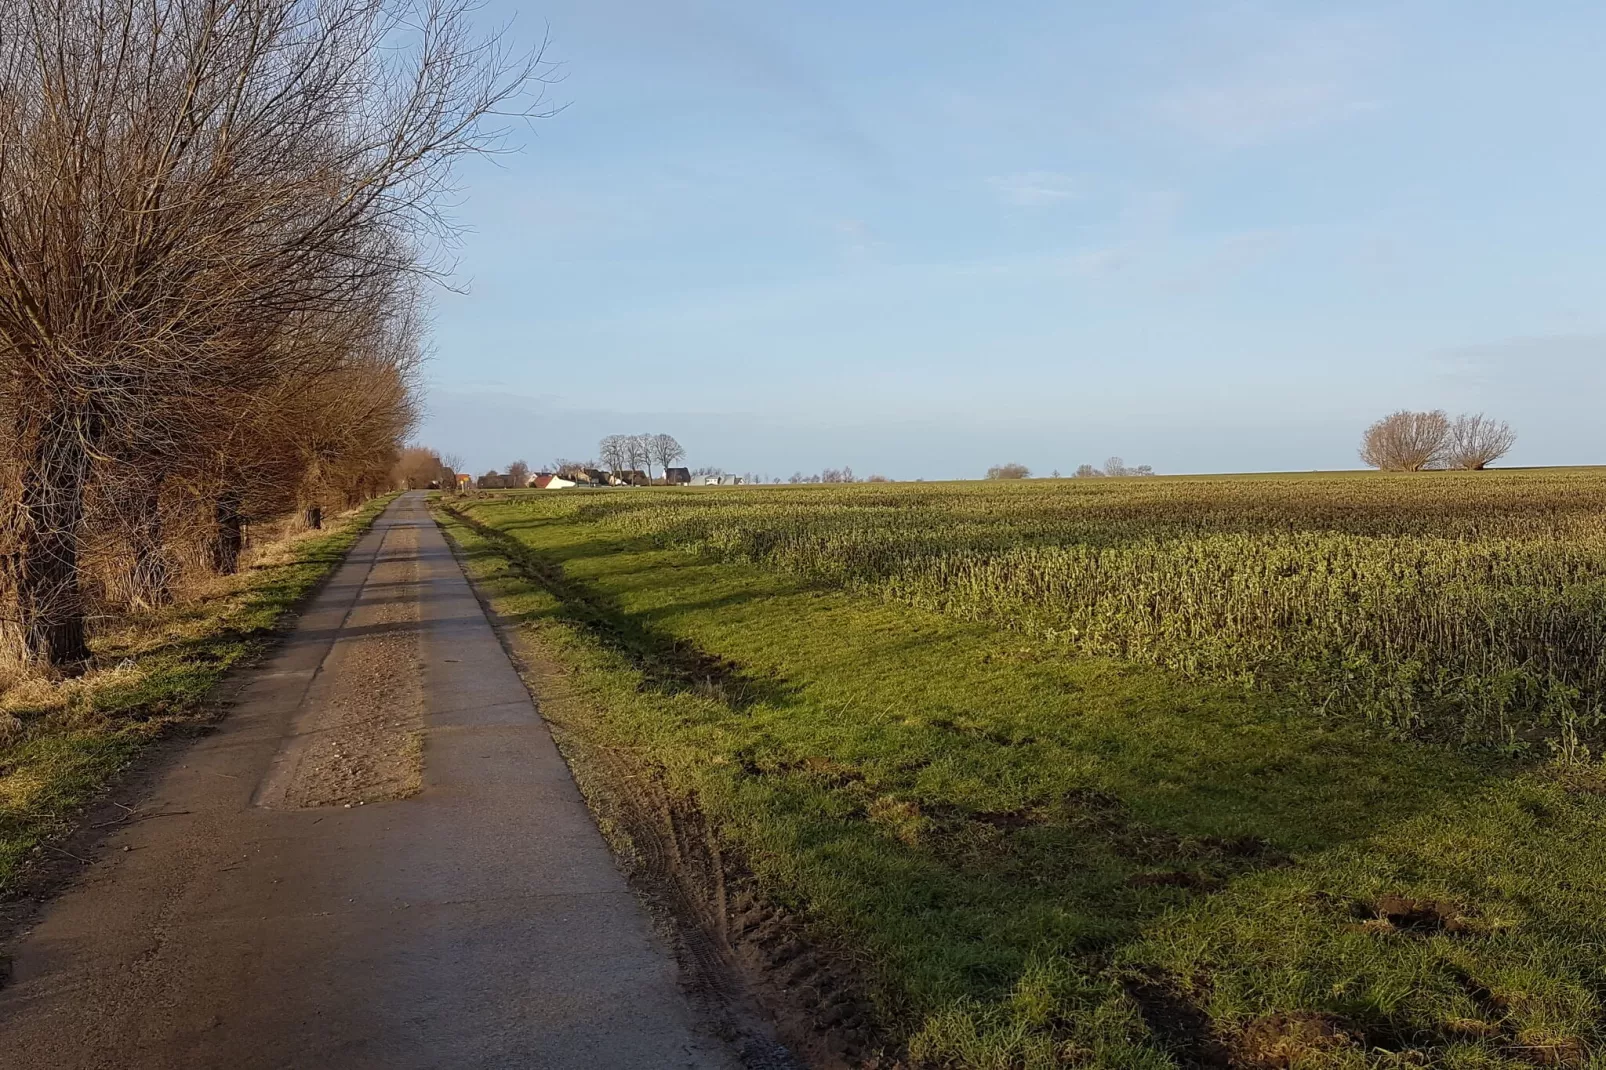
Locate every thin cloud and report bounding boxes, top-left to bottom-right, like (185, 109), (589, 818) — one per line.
(1152, 16), (1385, 146)
(1433, 335), (1606, 390)
(988, 171), (1077, 206)
(1157, 83), (1378, 146)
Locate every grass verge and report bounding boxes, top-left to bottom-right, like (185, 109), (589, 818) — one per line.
(440, 493), (1606, 1070)
(0, 496), (395, 896)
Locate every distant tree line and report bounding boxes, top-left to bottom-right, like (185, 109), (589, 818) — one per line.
(1360, 411), (1515, 471)
(394, 448), (458, 490)
(1074, 457), (1155, 478)
(787, 467), (889, 484)
(985, 458), (1157, 480)
(598, 434), (685, 480)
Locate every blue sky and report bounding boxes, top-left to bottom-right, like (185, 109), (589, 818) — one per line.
(419, 1), (1606, 479)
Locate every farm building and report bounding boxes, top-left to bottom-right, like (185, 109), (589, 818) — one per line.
(617, 470), (650, 487)
(529, 474), (577, 490)
(701, 474), (743, 486)
(664, 467), (691, 485)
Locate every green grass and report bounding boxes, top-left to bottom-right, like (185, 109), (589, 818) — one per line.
(0, 496), (395, 895)
(439, 490), (1606, 1069)
(573, 470), (1606, 748)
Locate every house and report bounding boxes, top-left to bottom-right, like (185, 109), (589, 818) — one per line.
(617, 470), (650, 487)
(530, 474), (577, 490)
(455, 473), (473, 491)
(701, 473), (743, 486)
(583, 469), (609, 486)
(664, 467), (691, 486)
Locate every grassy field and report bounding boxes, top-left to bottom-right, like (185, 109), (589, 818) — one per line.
(0, 496), (394, 896)
(591, 470), (1606, 751)
(440, 473), (1606, 1070)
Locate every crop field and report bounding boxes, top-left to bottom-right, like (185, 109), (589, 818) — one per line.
(439, 470), (1606, 1070)
(593, 470), (1606, 751)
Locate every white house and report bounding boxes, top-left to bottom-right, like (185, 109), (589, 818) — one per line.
(529, 474), (576, 489)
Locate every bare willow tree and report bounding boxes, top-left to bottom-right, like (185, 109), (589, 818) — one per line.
(1359, 410), (1450, 472)
(1446, 413), (1517, 470)
(393, 446), (451, 490)
(0, 0), (548, 665)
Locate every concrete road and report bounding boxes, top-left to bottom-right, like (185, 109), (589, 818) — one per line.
(0, 493), (743, 1070)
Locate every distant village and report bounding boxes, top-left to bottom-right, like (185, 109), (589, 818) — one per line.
(463, 464), (738, 491)
(409, 432), (1161, 491)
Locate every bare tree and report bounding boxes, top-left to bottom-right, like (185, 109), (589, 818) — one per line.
(598, 436), (627, 474)
(986, 463), (1031, 479)
(1360, 410), (1451, 471)
(507, 459), (530, 488)
(649, 434), (686, 478)
(1445, 413), (1516, 470)
(1073, 464), (1104, 478)
(0, 0), (549, 665)
(625, 434), (652, 479)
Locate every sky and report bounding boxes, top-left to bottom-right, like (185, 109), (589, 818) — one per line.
(418, 0), (1606, 479)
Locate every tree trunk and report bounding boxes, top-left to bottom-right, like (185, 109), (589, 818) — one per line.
(124, 479), (173, 610)
(210, 489), (245, 575)
(304, 505), (322, 529)
(14, 427), (92, 666)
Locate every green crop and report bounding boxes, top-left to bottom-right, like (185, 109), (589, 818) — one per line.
(567, 470), (1606, 750)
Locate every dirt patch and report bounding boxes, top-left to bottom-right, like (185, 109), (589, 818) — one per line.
(1505, 1035), (1587, 1067)
(1356, 894), (1480, 935)
(1126, 870), (1220, 891)
(261, 522), (424, 809)
(1122, 972), (1231, 1068)
(1234, 1012), (1361, 1068)
(734, 752), (866, 791)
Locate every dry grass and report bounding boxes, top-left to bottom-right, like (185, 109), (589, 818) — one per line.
(0, 496), (395, 893)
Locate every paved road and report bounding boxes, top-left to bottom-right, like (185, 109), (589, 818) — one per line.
(0, 493), (742, 1070)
